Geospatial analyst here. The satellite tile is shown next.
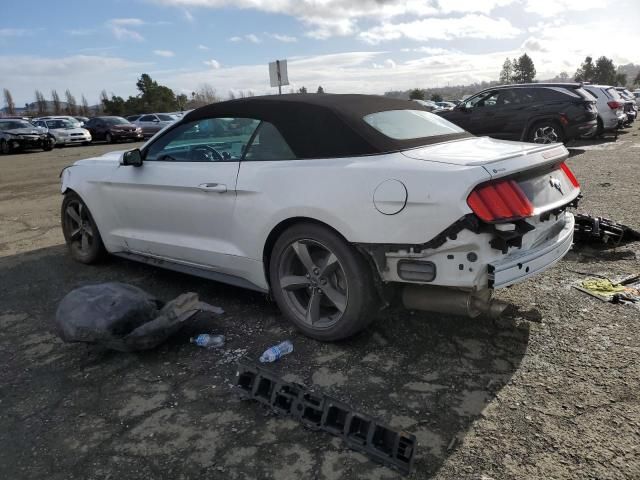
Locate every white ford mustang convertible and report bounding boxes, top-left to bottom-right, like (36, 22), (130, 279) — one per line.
(60, 94), (580, 340)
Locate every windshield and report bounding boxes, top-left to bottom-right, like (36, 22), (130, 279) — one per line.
(157, 114), (175, 121)
(103, 117), (130, 125)
(363, 109), (465, 140)
(0, 120), (33, 130)
(46, 119), (73, 129)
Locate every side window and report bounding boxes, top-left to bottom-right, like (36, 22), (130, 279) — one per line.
(467, 91), (499, 108)
(139, 115), (156, 122)
(145, 117), (260, 162)
(244, 122), (296, 161)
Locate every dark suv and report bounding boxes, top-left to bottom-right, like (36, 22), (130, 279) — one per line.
(438, 83), (597, 143)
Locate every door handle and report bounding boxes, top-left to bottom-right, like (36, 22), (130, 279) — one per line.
(198, 183), (227, 193)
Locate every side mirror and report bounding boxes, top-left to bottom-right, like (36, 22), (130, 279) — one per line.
(153, 119), (160, 123)
(122, 149), (143, 167)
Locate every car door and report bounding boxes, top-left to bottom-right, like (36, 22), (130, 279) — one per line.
(468, 90), (514, 138)
(106, 116), (261, 273)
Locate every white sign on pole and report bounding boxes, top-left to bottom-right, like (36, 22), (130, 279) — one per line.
(269, 59), (289, 93)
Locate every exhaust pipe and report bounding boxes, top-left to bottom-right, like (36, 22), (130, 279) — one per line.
(402, 285), (508, 318)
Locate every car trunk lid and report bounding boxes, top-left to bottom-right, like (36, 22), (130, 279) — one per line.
(403, 137), (579, 216)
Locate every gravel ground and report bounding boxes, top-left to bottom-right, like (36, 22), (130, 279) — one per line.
(1, 129), (639, 480)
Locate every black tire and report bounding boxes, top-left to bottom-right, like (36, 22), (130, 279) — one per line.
(595, 116), (604, 137)
(105, 133), (113, 144)
(82, 141), (90, 146)
(269, 223), (377, 341)
(61, 192), (106, 264)
(42, 139), (54, 151)
(527, 121), (564, 144)
(0, 139), (10, 155)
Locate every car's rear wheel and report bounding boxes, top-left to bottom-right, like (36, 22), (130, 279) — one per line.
(269, 223), (377, 341)
(528, 121), (564, 144)
(61, 192), (106, 264)
(0, 139), (10, 154)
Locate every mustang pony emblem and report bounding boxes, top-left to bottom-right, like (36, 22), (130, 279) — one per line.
(549, 176), (564, 195)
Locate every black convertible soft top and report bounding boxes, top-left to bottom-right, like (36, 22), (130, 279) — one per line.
(183, 94), (471, 159)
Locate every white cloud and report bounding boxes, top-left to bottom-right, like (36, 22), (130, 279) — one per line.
(150, 0), (519, 39)
(109, 18), (145, 26)
(203, 59), (221, 68)
(0, 28), (32, 37)
(183, 9), (195, 21)
(401, 46), (453, 55)
(523, 0), (605, 18)
(111, 26), (145, 41)
(267, 33), (298, 43)
(65, 28), (95, 36)
(360, 15), (521, 44)
(228, 34), (261, 43)
(197, 44), (209, 50)
(154, 49), (175, 57)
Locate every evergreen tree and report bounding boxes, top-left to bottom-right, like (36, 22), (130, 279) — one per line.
(499, 58), (513, 84)
(593, 56), (616, 85)
(408, 88), (425, 100)
(430, 93), (443, 102)
(298, 86), (308, 94)
(614, 73), (627, 87)
(512, 53), (536, 83)
(574, 56), (595, 83)
(317, 86), (325, 94)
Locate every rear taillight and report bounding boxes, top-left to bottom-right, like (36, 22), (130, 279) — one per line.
(607, 100), (622, 109)
(560, 162), (580, 187)
(467, 179), (534, 223)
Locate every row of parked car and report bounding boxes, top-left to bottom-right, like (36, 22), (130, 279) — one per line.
(421, 83), (639, 144)
(0, 111), (186, 154)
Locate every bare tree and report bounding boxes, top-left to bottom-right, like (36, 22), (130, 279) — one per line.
(3, 88), (16, 114)
(65, 90), (77, 116)
(80, 95), (90, 116)
(51, 90), (62, 115)
(35, 90), (48, 115)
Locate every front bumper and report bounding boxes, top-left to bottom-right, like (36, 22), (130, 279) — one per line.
(57, 134), (92, 145)
(112, 131), (144, 141)
(488, 213), (574, 288)
(10, 136), (50, 150)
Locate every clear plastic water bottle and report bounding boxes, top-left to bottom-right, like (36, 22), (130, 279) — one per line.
(259, 340), (294, 363)
(190, 334), (225, 348)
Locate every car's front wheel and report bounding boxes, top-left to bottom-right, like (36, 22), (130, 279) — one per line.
(61, 192), (106, 264)
(105, 133), (113, 144)
(0, 139), (10, 154)
(528, 121), (564, 144)
(269, 223), (377, 341)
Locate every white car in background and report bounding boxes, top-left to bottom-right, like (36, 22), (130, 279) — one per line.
(32, 118), (91, 147)
(60, 94), (580, 341)
(582, 85), (627, 135)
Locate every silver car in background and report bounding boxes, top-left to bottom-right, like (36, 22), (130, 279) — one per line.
(133, 113), (176, 137)
(583, 85), (627, 135)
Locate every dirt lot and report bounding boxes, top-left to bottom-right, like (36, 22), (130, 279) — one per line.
(1, 130), (639, 480)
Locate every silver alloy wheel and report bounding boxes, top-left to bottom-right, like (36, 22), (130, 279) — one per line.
(277, 239), (349, 329)
(532, 125), (559, 144)
(64, 199), (95, 255)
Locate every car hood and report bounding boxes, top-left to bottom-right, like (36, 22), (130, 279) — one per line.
(50, 127), (89, 134)
(402, 136), (561, 167)
(2, 127), (45, 135)
(73, 150), (126, 166)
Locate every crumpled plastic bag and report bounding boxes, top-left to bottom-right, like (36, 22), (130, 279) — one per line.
(55, 282), (223, 352)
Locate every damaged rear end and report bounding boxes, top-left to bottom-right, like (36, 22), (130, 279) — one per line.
(366, 139), (580, 317)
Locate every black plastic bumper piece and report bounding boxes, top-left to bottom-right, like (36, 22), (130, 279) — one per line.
(235, 360), (417, 475)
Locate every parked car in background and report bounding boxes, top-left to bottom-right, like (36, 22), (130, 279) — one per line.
(126, 114), (142, 123)
(615, 87), (637, 125)
(74, 116), (89, 126)
(60, 94), (581, 341)
(0, 118), (53, 153)
(83, 116), (143, 143)
(632, 90), (640, 107)
(133, 113), (176, 137)
(438, 83), (597, 144)
(435, 101), (456, 111)
(34, 115), (83, 129)
(32, 118), (91, 147)
(411, 99), (442, 111)
(582, 85), (627, 135)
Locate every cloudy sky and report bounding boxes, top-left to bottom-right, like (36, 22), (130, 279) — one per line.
(1, 0), (639, 105)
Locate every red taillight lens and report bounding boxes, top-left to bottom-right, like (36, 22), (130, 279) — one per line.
(607, 100), (622, 109)
(467, 179), (534, 222)
(560, 162), (580, 187)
